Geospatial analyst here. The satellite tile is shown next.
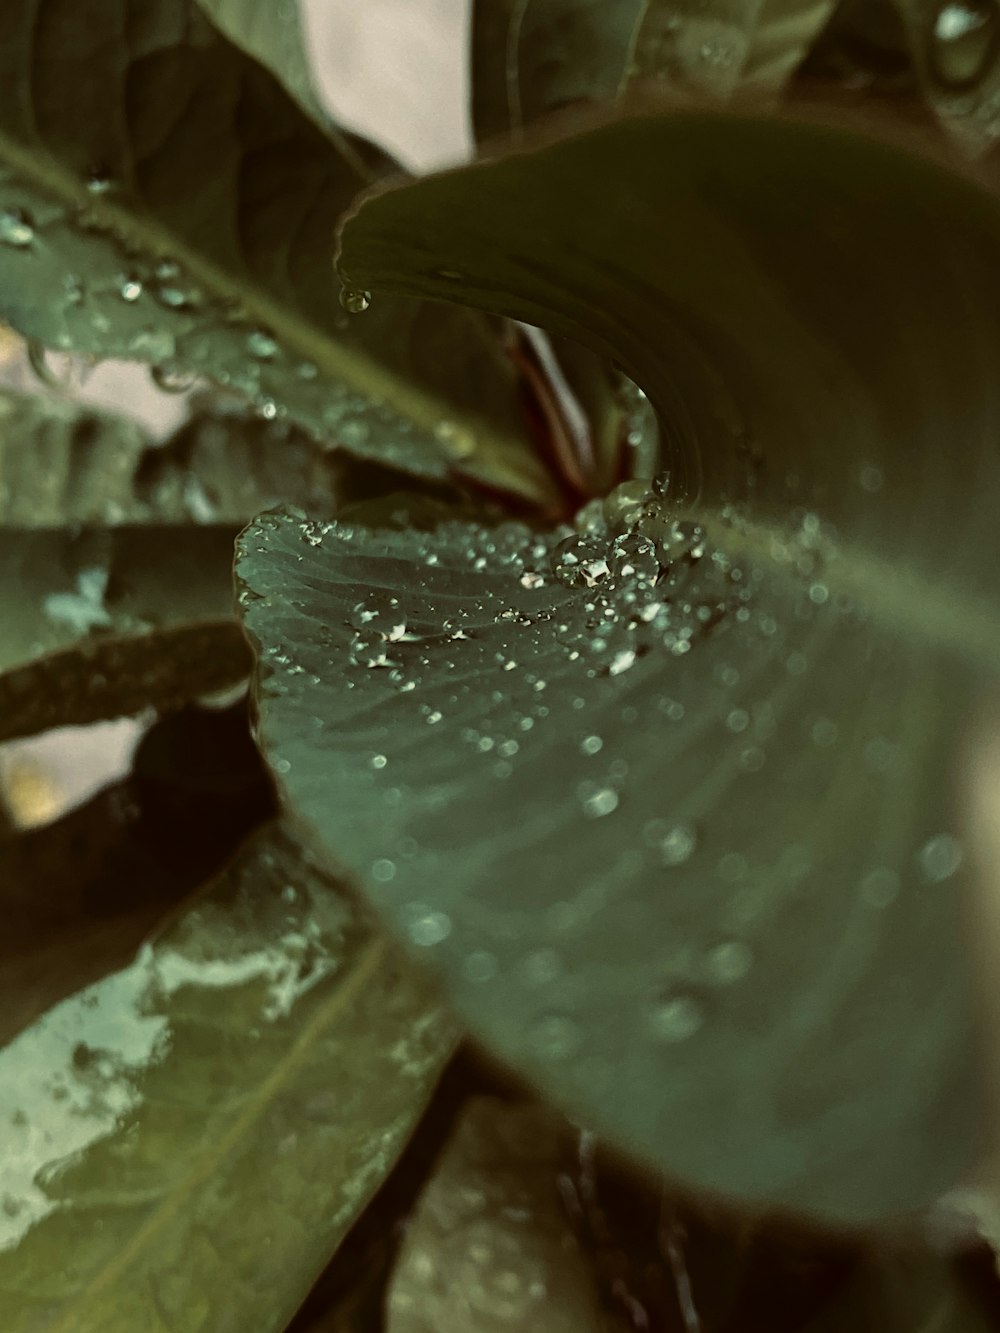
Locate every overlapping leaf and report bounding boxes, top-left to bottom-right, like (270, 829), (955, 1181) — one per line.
(0, 0), (552, 505)
(471, 0), (838, 142)
(0, 391), (348, 740)
(238, 110), (1000, 1225)
(0, 819), (456, 1333)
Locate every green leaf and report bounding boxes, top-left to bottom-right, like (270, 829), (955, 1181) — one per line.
(0, 699), (276, 1042)
(385, 1097), (609, 1332)
(241, 110), (1000, 1225)
(889, 0), (1000, 155)
(471, 0), (837, 142)
(0, 821), (456, 1333)
(0, 0), (553, 506)
(193, 0), (327, 125)
(0, 389), (349, 740)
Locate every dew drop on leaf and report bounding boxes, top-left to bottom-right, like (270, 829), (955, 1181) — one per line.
(705, 940), (753, 984)
(339, 285), (372, 314)
(0, 207), (34, 248)
(917, 833), (963, 882)
(649, 993), (705, 1043)
(246, 327), (279, 360)
(578, 783), (619, 818)
(407, 908), (452, 948)
(150, 362), (197, 394)
(929, 0), (1000, 87)
(529, 1014), (581, 1060)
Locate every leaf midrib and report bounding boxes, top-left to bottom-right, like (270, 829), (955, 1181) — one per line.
(0, 126), (543, 497)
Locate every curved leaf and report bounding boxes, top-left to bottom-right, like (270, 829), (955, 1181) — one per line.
(0, 822), (456, 1333)
(471, 0), (837, 142)
(241, 110), (1000, 1224)
(0, 0), (552, 506)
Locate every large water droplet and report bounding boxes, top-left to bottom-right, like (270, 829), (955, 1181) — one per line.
(550, 534), (610, 589)
(929, 0), (999, 87)
(578, 783), (619, 818)
(0, 208), (34, 248)
(340, 285), (372, 314)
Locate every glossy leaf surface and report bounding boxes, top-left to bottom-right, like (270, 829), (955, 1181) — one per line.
(0, 0), (551, 505)
(0, 822), (456, 1333)
(240, 111), (1000, 1224)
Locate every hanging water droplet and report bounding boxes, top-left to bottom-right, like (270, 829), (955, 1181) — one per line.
(649, 992), (704, 1043)
(929, 0), (999, 88)
(0, 208), (34, 248)
(340, 285), (372, 314)
(246, 327), (278, 359)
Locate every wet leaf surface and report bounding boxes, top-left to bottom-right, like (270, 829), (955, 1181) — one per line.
(471, 0), (838, 143)
(239, 110), (1000, 1224)
(0, 0), (552, 505)
(0, 820), (457, 1333)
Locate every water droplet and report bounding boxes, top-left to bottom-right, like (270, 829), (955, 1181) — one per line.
(433, 418), (476, 458)
(929, 0), (999, 88)
(580, 734), (604, 756)
(529, 1014), (581, 1059)
(550, 534), (610, 588)
(151, 362), (196, 394)
(860, 866), (900, 908)
(371, 858), (396, 884)
(644, 821), (697, 866)
(0, 208), (34, 248)
(86, 170), (114, 195)
(918, 833), (963, 882)
(340, 285), (372, 314)
(649, 992), (704, 1042)
(705, 940), (753, 983)
(463, 950), (498, 983)
(118, 275), (143, 302)
(407, 907), (452, 947)
(578, 783), (619, 818)
(246, 327), (278, 359)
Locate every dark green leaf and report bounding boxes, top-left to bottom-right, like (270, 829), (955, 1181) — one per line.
(241, 111), (1000, 1224)
(801, 1249), (995, 1331)
(471, 0), (837, 143)
(0, 821), (456, 1333)
(0, 0), (553, 506)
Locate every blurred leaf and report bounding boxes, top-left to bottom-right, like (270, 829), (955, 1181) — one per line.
(471, 0), (837, 143)
(0, 822), (457, 1333)
(0, 699), (276, 1043)
(385, 1097), (610, 1333)
(890, 0), (1000, 155)
(242, 111), (1000, 1226)
(0, 0), (553, 506)
(0, 389), (348, 740)
(801, 1249), (995, 1331)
